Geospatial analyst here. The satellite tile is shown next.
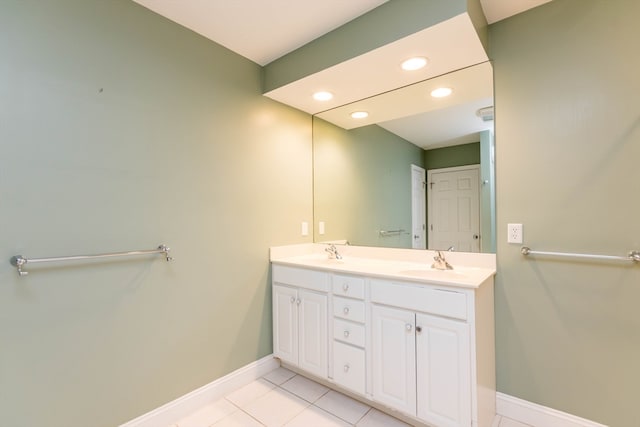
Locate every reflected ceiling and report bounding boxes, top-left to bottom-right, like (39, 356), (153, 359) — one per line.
(315, 62), (494, 149)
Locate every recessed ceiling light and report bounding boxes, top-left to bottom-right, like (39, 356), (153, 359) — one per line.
(430, 87), (453, 98)
(313, 91), (333, 101)
(351, 111), (369, 119)
(401, 56), (428, 71)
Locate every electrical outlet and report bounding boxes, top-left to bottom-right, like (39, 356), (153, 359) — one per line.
(507, 223), (523, 244)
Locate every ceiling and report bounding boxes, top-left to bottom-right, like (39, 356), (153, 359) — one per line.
(132, 0), (553, 149)
(132, 0), (552, 66)
(132, 0), (388, 66)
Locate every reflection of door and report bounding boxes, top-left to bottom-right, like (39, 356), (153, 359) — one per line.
(411, 165), (426, 249)
(427, 165), (480, 252)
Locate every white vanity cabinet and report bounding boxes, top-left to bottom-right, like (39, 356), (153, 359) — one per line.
(272, 265), (329, 379)
(271, 253), (495, 427)
(371, 304), (471, 427)
(371, 278), (490, 427)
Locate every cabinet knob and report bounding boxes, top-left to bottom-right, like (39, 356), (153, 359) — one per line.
(343, 364), (350, 372)
(296, 298), (301, 305)
(343, 307), (350, 315)
(343, 330), (350, 338)
(290, 296), (295, 303)
(342, 283), (349, 292)
(416, 326), (422, 333)
(406, 323), (413, 332)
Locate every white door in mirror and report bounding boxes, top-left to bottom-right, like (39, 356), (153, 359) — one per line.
(411, 165), (426, 249)
(428, 166), (480, 252)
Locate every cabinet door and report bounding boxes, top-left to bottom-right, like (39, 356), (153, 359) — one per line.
(273, 284), (298, 366)
(298, 289), (328, 378)
(371, 304), (416, 415)
(416, 313), (471, 427)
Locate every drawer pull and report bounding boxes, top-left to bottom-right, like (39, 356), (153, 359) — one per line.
(343, 307), (350, 315)
(343, 330), (350, 338)
(343, 364), (350, 372)
(342, 283), (349, 292)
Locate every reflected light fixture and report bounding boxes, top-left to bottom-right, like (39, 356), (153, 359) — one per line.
(476, 106), (494, 122)
(313, 91), (333, 101)
(430, 87), (453, 98)
(351, 111), (369, 119)
(401, 56), (428, 71)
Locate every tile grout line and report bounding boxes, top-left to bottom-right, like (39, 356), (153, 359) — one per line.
(272, 374), (374, 427)
(275, 380), (322, 426)
(309, 403), (359, 426)
(219, 397), (268, 427)
(353, 406), (373, 426)
(274, 376), (366, 426)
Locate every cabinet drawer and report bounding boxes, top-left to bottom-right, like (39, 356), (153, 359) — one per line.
(370, 280), (467, 320)
(272, 265), (329, 292)
(333, 296), (365, 322)
(333, 341), (365, 395)
(333, 318), (365, 348)
(332, 274), (365, 300)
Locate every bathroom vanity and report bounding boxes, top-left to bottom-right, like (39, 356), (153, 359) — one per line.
(271, 244), (496, 427)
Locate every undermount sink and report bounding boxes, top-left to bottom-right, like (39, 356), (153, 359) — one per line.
(291, 254), (381, 268)
(397, 268), (467, 277)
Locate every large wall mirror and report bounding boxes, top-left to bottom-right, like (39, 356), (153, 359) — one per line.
(312, 61), (496, 253)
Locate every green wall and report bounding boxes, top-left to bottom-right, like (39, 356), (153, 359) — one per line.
(313, 119), (424, 248)
(424, 141), (480, 170)
(0, 1), (312, 426)
(490, 1), (640, 425)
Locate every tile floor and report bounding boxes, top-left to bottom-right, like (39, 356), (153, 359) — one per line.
(172, 367), (533, 427)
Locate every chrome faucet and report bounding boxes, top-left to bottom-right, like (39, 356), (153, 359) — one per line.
(325, 244), (342, 260)
(432, 250), (453, 270)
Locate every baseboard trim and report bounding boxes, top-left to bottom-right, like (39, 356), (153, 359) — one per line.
(119, 354), (279, 427)
(496, 392), (608, 427)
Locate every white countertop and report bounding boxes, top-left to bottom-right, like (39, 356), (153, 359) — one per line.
(270, 244), (496, 289)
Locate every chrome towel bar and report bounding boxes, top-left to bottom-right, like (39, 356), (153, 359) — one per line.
(10, 244), (173, 276)
(379, 229), (406, 237)
(521, 246), (640, 263)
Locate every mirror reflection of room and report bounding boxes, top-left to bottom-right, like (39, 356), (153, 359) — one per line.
(313, 63), (496, 253)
